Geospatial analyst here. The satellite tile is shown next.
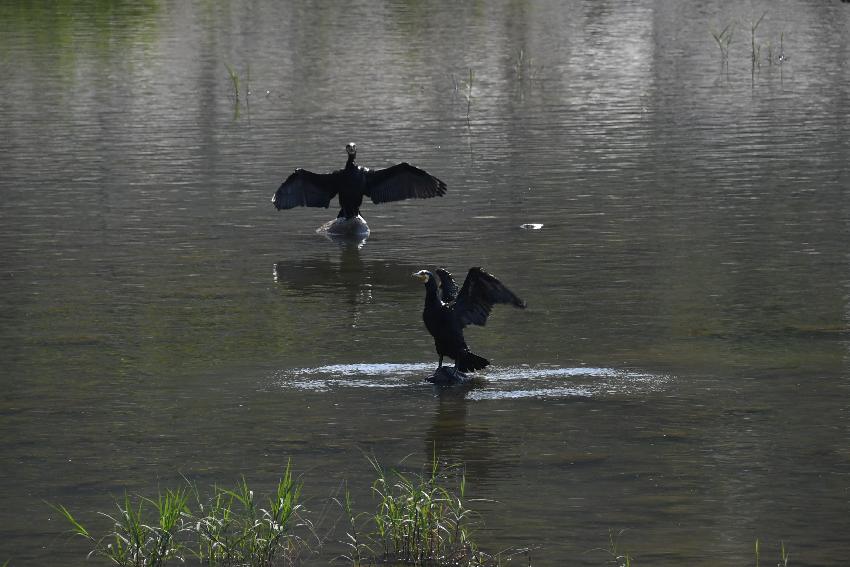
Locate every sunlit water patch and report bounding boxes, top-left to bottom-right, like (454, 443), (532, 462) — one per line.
(467, 366), (668, 400)
(270, 363), (668, 398)
(270, 363), (434, 392)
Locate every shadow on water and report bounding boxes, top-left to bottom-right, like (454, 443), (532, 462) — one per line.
(273, 235), (422, 294)
(272, 234), (425, 327)
(424, 385), (500, 483)
(273, 238), (367, 291)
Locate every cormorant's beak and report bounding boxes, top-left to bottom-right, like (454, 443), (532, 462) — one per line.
(412, 271), (429, 282)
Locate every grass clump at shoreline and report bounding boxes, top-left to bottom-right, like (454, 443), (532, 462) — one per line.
(52, 458), (793, 567)
(187, 461), (304, 566)
(54, 488), (189, 567)
(55, 460), (306, 567)
(54, 457), (512, 567)
(337, 456), (518, 566)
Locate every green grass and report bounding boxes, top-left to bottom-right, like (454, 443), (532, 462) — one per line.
(53, 488), (188, 567)
(55, 464), (305, 567)
(779, 540), (791, 566)
(184, 460), (305, 566)
(55, 458), (508, 566)
(224, 62), (240, 100)
(366, 456), (480, 564)
(53, 460), (793, 566)
(598, 529), (632, 567)
(224, 62), (252, 119)
(346, 456), (533, 566)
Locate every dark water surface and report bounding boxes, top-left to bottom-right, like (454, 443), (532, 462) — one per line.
(2, 1), (849, 565)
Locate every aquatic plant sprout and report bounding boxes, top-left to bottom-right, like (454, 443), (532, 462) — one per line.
(53, 489), (189, 567)
(56, 465), (306, 567)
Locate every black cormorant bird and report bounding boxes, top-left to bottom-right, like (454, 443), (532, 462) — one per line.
(413, 267), (526, 375)
(272, 143), (446, 232)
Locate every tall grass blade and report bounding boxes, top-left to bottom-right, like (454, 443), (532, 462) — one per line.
(225, 62), (240, 100)
(51, 503), (93, 541)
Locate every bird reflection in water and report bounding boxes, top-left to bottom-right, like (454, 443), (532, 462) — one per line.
(273, 236), (369, 328)
(273, 233), (420, 329)
(424, 387), (497, 483)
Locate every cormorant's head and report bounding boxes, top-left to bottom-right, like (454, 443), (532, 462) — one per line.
(412, 269), (433, 283)
(345, 142), (357, 156)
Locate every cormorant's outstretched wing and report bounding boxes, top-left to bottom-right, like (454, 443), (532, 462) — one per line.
(364, 163), (447, 204)
(435, 267), (459, 303)
(272, 169), (338, 210)
(452, 267), (526, 328)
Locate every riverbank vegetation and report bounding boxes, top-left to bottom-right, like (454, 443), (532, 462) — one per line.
(49, 458), (791, 566)
(52, 458), (528, 567)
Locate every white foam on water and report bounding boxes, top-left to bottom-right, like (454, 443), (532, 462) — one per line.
(309, 363), (434, 375)
(270, 362), (433, 392)
(468, 387), (594, 400)
(468, 366), (667, 400)
(270, 363), (670, 399)
(286, 378), (410, 392)
(483, 366), (646, 381)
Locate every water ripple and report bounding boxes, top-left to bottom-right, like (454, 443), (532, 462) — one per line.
(270, 363), (668, 399)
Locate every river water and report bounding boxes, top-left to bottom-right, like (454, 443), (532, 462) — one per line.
(1, 1), (849, 565)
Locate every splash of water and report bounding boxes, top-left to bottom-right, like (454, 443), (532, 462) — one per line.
(269, 363), (669, 399)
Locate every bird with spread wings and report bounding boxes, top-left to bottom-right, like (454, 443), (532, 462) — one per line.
(413, 267), (526, 378)
(272, 143), (446, 228)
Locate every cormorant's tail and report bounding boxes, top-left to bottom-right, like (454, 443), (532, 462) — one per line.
(457, 351), (489, 372)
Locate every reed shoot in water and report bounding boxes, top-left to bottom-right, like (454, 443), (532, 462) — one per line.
(750, 11), (767, 74)
(53, 488), (189, 567)
(779, 540), (791, 566)
(333, 483), (369, 566)
(710, 21), (734, 64)
(752, 539), (793, 567)
(188, 460), (305, 566)
(465, 67), (475, 125)
(54, 459), (786, 566)
(225, 62), (240, 100)
(333, 456), (531, 566)
(55, 464), (305, 567)
(601, 529), (633, 567)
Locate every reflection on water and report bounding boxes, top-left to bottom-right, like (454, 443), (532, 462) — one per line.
(318, 229), (369, 249)
(272, 238), (424, 331)
(1, 0), (849, 565)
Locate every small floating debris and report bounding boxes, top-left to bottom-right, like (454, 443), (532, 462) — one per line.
(520, 223), (544, 230)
